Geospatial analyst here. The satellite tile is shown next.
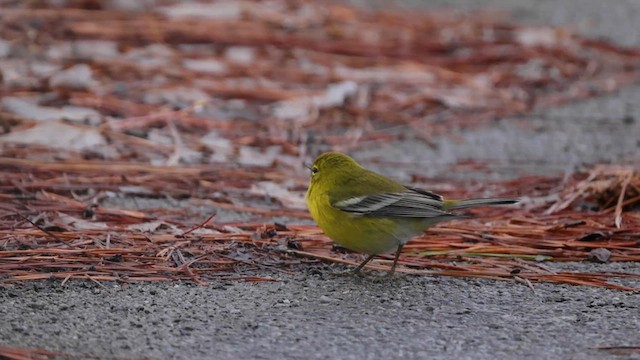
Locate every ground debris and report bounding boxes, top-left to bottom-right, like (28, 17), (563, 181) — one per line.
(1, 0), (640, 158)
(0, 158), (638, 291)
(0, 1), (639, 291)
(0, 345), (74, 360)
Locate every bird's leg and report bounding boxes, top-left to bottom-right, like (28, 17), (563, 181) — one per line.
(353, 254), (376, 273)
(388, 244), (404, 276)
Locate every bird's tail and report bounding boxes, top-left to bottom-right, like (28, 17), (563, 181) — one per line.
(443, 198), (519, 211)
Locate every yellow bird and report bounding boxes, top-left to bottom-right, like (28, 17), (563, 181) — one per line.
(306, 152), (518, 275)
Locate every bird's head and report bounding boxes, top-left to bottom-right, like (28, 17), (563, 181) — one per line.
(307, 152), (363, 187)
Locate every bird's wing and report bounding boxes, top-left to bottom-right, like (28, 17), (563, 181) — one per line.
(332, 187), (455, 218)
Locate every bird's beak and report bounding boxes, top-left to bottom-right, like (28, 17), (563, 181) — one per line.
(303, 163), (312, 170)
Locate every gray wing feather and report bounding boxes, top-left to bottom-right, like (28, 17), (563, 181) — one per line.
(332, 188), (455, 218)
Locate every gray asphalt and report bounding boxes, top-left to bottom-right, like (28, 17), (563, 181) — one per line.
(1, 262), (639, 360)
(2, 1), (640, 359)
(356, 84), (640, 182)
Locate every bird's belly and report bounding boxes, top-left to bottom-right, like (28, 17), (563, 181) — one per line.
(322, 214), (399, 254)
(311, 202), (419, 254)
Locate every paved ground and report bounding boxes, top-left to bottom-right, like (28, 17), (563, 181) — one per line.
(1, 262), (639, 360)
(356, 84), (640, 182)
(1, 1), (640, 359)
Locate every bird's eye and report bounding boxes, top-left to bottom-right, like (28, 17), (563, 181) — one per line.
(311, 166), (319, 175)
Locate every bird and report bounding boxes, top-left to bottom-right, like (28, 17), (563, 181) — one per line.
(305, 151), (519, 275)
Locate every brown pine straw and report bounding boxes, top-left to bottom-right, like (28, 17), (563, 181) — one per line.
(2, 0), (640, 158)
(0, 158), (638, 291)
(0, 1), (639, 291)
(0, 345), (69, 360)
(0, 344), (146, 360)
(592, 346), (640, 356)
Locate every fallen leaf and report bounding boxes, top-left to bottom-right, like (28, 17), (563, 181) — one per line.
(127, 221), (181, 234)
(158, 1), (245, 20)
(49, 64), (96, 90)
(182, 58), (228, 74)
(588, 248), (611, 263)
(2, 97), (100, 123)
(0, 39), (11, 58)
(250, 181), (307, 209)
(53, 212), (109, 231)
(272, 81), (358, 121)
(47, 41), (119, 61)
(223, 46), (255, 65)
(238, 145), (281, 166)
(0, 122), (106, 149)
(144, 87), (211, 107)
(515, 27), (568, 47)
